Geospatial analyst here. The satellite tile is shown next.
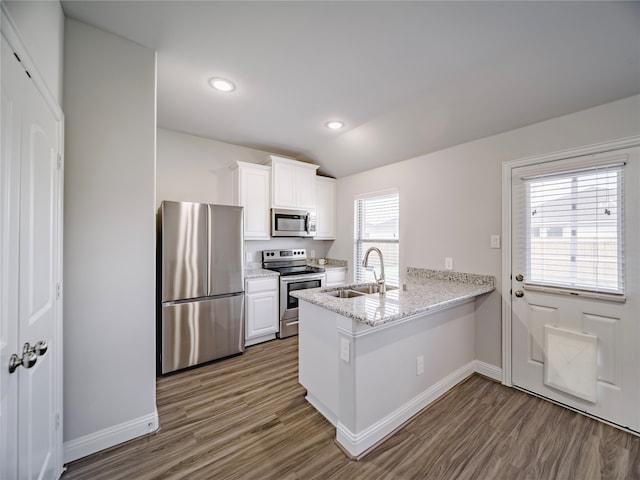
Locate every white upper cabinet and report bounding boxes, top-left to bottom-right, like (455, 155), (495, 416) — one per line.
(267, 155), (319, 209)
(232, 161), (271, 240)
(315, 176), (337, 240)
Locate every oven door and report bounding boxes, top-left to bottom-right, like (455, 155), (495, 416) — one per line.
(279, 274), (325, 337)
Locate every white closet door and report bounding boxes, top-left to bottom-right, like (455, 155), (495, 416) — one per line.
(1, 33), (63, 480)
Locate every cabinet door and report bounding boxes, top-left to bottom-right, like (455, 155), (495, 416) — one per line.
(239, 166), (270, 239)
(272, 161), (296, 208)
(315, 177), (336, 239)
(295, 167), (317, 209)
(246, 290), (278, 339)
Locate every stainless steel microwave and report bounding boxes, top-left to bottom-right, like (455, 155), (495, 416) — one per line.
(271, 208), (316, 237)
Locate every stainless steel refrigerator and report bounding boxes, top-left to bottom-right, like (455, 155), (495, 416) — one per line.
(157, 201), (245, 374)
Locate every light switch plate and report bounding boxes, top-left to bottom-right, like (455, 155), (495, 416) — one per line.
(490, 234), (501, 249)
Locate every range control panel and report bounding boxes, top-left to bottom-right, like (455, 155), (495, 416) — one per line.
(262, 249), (306, 261)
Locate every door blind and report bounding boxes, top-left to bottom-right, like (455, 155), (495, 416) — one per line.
(354, 190), (399, 286)
(520, 163), (625, 294)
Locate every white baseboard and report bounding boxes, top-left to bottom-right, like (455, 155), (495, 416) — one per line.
(64, 410), (159, 464)
(336, 361), (476, 458)
(473, 360), (503, 382)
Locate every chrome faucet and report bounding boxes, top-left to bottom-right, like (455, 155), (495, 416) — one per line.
(362, 247), (386, 294)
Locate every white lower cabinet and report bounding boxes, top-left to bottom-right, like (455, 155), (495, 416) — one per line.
(325, 268), (347, 287)
(245, 276), (279, 346)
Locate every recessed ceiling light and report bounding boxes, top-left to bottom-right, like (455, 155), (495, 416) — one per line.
(325, 120), (344, 130)
(209, 77), (235, 92)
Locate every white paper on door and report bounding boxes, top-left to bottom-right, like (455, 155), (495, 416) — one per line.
(544, 325), (598, 403)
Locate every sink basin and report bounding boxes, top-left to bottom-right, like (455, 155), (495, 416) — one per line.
(325, 284), (399, 299)
(326, 289), (366, 298)
(350, 284), (398, 294)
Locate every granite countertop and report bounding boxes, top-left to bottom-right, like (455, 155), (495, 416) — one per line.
(245, 267), (280, 279)
(291, 267), (494, 327)
(307, 258), (348, 270)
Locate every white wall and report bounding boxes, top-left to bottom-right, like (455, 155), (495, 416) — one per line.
(330, 95), (640, 368)
(2, 0), (64, 104)
(63, 19), (158, 461)
(157, 128), (271, 207)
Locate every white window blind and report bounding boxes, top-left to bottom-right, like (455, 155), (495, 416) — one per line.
(521, 163), (625, 295)
(354, 190), (399, 286)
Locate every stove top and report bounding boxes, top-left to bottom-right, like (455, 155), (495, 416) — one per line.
(267, 265), (325, 276)
(262, 248), (325, 277)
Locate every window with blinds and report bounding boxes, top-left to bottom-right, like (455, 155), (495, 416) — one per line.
(354, 190), (399, 286)
(522, 163), (625, 295)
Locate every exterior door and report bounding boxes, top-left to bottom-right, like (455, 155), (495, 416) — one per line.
(1, 34), (63, 479)
(511, 147), (640, 432)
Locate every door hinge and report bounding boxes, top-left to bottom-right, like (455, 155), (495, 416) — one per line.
(56, 283), (61, 299)
(55, 413), (61, 430)
(57, 154), (62, 170)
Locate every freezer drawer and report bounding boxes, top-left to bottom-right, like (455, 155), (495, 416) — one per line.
(161, 295), (245, 374)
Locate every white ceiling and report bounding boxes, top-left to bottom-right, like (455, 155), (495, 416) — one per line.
(61, 1), (640, 178)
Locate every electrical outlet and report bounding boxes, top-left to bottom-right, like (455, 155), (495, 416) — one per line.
(490, 234), (501, 249)
(416, 355), (424, 375)
(245, 252), (253, 262)
(310, 249), (316, 259)
(445, 257), (453, 270)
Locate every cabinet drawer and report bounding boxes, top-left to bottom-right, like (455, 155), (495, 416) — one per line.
(246, 276), (278, 294)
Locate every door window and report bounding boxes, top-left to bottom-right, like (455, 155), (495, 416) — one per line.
(519, 163), (625, 295)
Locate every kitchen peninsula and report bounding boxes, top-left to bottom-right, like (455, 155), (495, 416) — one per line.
(292, 268), (494, 458)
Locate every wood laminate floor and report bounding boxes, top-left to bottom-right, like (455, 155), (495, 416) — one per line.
(63, 336), (640, 480)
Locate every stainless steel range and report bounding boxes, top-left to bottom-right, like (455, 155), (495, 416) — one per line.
(262, 249), (325, 338)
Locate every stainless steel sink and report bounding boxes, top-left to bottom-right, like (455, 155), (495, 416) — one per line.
(350, 284), (398, 294)
(326, 289), (366, 298)
(326, 284), (398, 298)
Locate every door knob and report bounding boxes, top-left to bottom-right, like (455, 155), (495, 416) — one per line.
(8, 350), (36, 373)
(30, 341), (48, 356)
(7, 341), (47, 374)
(9, 354), (23, 373)
(514, 289), (524, 298)
(21, 350), (37, 369)
(515, 274), (524, 282)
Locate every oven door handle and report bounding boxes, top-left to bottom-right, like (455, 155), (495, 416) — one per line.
(280, 274), (326, 284)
